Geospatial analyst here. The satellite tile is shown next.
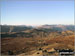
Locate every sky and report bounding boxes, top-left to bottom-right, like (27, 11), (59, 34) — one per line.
(1, 0), (74, 26)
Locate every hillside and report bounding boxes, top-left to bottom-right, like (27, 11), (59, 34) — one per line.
(1, 25), (74, 56)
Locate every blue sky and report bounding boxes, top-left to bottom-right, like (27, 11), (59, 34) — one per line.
(1, 0), (74, 26)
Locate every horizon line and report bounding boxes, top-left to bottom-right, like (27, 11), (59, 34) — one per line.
(1, 24), (74, 26)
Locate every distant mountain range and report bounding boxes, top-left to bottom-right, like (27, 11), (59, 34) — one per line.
(1, 25), (75, 33)
(1, 25), (33, 32)
(37, 25), (75, 31)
